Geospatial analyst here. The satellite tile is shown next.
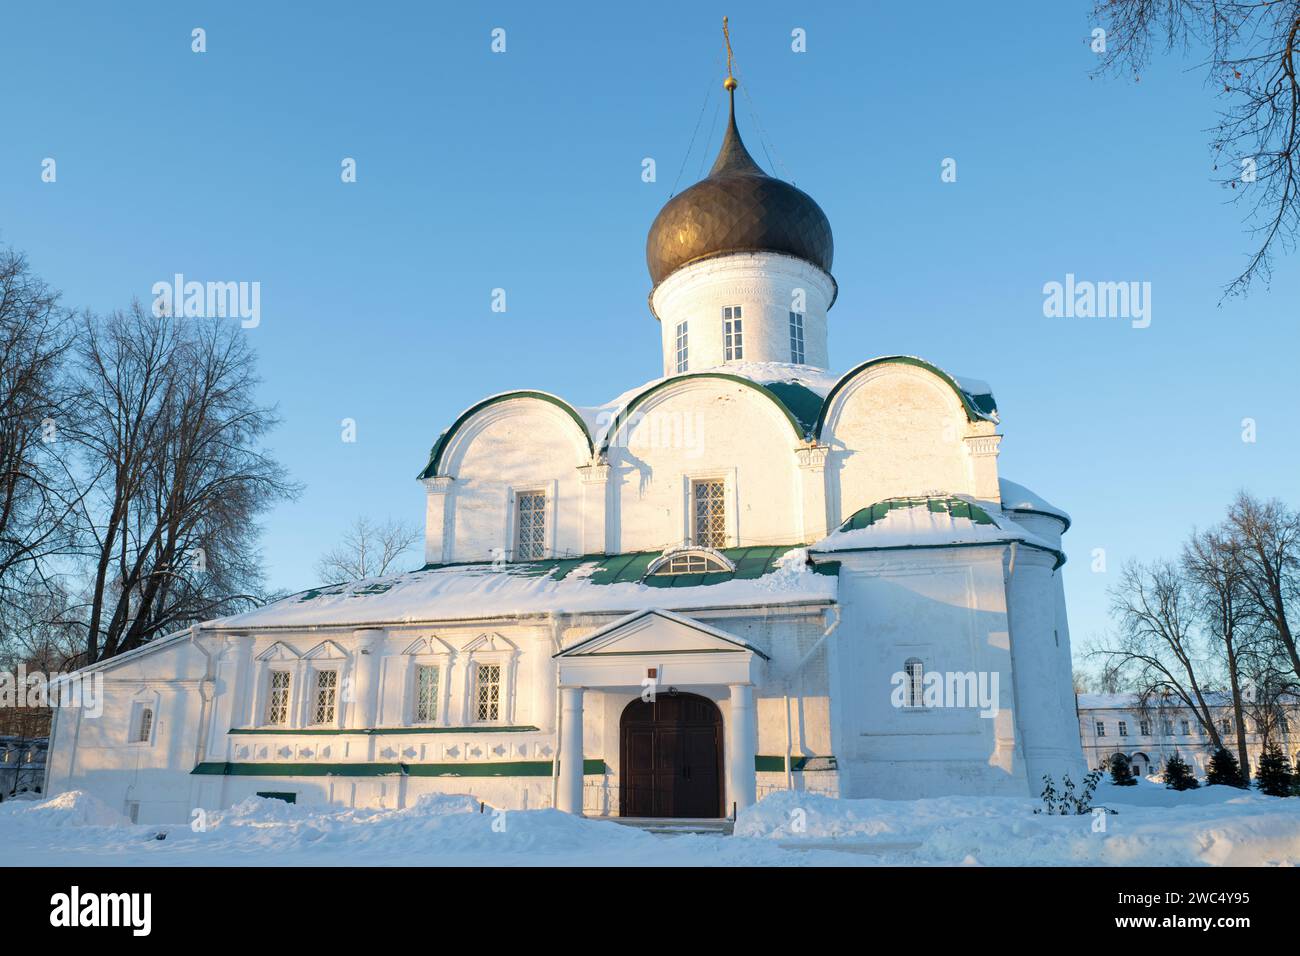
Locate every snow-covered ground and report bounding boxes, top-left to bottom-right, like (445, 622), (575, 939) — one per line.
(5, 781), (1298, 866)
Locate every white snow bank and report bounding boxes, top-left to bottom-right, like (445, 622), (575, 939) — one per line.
(1, 790), (129, 828)
(7, 784), (1300, 866)
(736, 786), (1300, 866)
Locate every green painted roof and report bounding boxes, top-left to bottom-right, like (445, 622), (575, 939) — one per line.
(418, 544), (834, 588)
(418, 358), (998, 480)
(417, 391), (593, 480)
(838, 496), (995, 532)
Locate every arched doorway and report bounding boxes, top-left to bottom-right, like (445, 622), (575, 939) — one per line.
(620, 692), (723, 818)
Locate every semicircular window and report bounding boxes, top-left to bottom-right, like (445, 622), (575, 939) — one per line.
(646, 549), (734, 576)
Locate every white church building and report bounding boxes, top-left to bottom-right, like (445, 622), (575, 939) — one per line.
(45, 71), (1087, 824)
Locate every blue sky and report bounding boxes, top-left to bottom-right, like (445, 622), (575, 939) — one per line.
(3, 1), (1297, 658)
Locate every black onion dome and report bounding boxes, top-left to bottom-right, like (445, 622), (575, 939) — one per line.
(647, 94), (834, 287)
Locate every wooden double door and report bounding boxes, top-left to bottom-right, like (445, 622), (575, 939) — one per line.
(619, 692), (723, 819)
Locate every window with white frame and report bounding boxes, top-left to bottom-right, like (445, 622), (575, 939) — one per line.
(722, 305), (743, 361)
(515, 490), (546, 561)
(1180, 719), (1190, 735)
(136, 706), (154, 743)
(1095, 721), (1106, 738)
(903, 658), (924, 708)
(675, 321), (688, 373)
(1162, 719), (1173, 735)
(691, 478), (726, 549)
(789, 311), (805, 364)
(414, 664), (440, 723)
(313, 670), (338, 725)
(647, 549), (733, 575)
(266, 670), (291, 725)
(475, 663), (502, 722)
(1118, 720), (1128, 736)
(1139, 720), (1151, 736)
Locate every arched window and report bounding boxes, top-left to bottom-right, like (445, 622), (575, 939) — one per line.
(903, 658), (924, 708)
(646, 549), (735, 576)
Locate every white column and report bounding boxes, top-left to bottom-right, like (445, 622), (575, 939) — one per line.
(577, 463), (610, 555)
(422, 476), (454, 565)
(796, 444), (830, 542)
(963, 433), (1002, 501)
(727, 683), (757, 815)
(348, 628), (384, 729)
(556, 686), (585, 814)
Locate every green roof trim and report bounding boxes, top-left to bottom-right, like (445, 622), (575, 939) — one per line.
(755, 754), (839, 772)
(192, 759), (608, 778)
(598, 373), (810, 454)
(417, 391), (594, 480)
(419, 544), (811, 588)
(814, 356), (998, 438)
(838, 496), (995, 533)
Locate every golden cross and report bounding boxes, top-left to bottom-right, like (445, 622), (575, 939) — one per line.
(723, 16), (737, 90)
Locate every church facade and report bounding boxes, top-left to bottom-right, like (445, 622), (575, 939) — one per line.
(44, 76), (1086, 824)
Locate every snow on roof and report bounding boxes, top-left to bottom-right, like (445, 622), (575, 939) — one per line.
(212, 547), (835, 631)
(811, 496), (1060, 561)
(999, 478), (1071, 528)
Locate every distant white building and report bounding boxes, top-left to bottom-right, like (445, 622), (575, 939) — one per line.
(1, 735), (47, 800)
(45, 68), (1086, 824)
(1077, 693), (1300, 779)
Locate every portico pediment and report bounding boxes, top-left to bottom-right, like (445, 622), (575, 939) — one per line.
(555, 608), (768, 665)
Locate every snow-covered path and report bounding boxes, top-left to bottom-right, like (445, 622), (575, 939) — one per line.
(5, 782), (1299, 867)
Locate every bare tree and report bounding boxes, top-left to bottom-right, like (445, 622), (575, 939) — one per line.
(64, 305), (299, 663)
(1183, 526), (1254, 775)
(0, 249), (76, 612)
(315, 516), (420, 583)
(1094, 1), (1300, 295)
(1223, 491), (1300, 691)
(1100, 559), (1227, 749)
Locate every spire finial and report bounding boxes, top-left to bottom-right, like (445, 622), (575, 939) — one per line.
(723, 16), (738, 92)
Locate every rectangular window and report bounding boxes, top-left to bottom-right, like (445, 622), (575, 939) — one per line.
(475, 664), (501, 722)
(1139, 720), (1151, 736)
(137, 707), (153, 743)
(675, 321), (689, 373)
(313, 670), (338, 725)
(691, 479), (726, 549)
(515, 491), (546, 561)
(415, 664), (440, 723)
(722, 305), (743, 361)
(1118, 720), (1128, 737)
(1180, 719), (1190, 735)
(1162, 719), (1173, 735)
(904, 659), (924, 709)
(267, 671), (290, 725)
(1096, 721), (1105, 738)
(789, 311), (805, 364)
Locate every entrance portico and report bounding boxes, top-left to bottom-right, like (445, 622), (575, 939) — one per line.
(552, 608), (765, 816)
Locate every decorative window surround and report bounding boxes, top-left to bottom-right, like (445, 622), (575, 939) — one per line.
(252, 640), (303, 730)
(461, 632), (519, 726)
(504, 480), (557, 562)
(400, 636), (455, 727)
(129, 691), (159, 746)
(682, 469), (737, 549)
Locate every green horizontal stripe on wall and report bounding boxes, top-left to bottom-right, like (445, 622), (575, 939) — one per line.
(228, 725), (541, 736)
(192, 759), (608, 778)
(754, 755), (838, 772)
